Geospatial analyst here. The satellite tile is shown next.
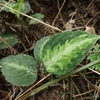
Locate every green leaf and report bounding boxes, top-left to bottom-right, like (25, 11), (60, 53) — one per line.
(34, 36), (50, 64)
(39, 30), (100, 75)
(87, 44), (100, 71)
(21, 1), (30, 14)
(0, 54), (38, 86)
(26, 13), (45, 24)
(12, 0), (24, 18)
(0, 30), (18, 49)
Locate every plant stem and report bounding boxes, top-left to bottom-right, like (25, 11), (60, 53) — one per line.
(16, 59), (100, 100)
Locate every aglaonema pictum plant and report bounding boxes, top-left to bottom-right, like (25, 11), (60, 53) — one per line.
(0, 30), (100, 86)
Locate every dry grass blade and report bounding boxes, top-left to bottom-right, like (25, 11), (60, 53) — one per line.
(52, 0), (66, 25)
(88, 68), (100, 75)
(73, 89), (94, 97)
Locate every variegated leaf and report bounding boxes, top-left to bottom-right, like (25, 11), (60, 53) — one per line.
(0, 54), (38, 86)
(41, 30), (100, 75)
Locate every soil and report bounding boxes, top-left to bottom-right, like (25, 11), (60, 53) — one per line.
(0, 0), (100, 100)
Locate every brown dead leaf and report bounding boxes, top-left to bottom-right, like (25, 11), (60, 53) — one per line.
(85, 26), (96, 34)
(63, 19), (75, 30)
